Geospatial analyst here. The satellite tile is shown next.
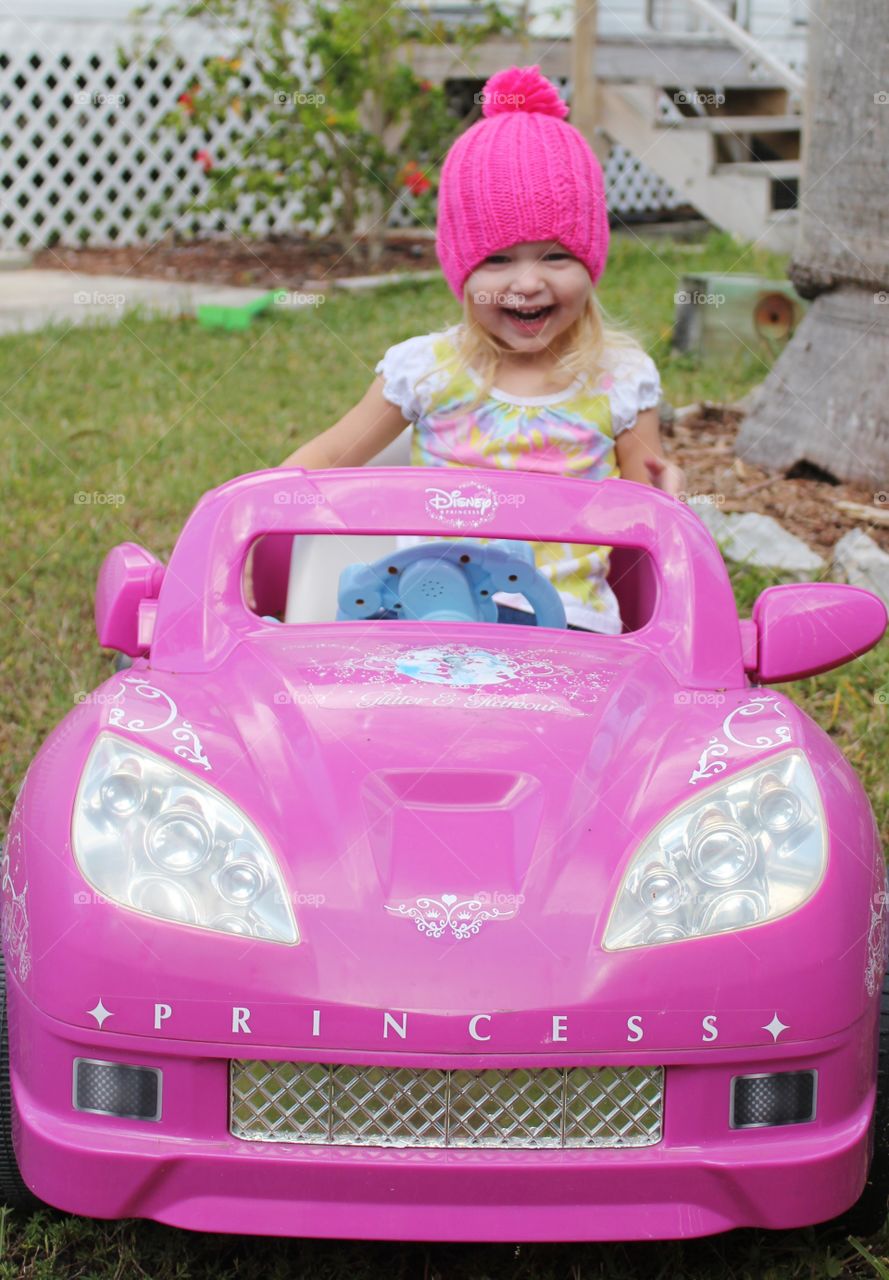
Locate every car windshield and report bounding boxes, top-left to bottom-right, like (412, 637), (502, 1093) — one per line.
(266, 531), (656, 636)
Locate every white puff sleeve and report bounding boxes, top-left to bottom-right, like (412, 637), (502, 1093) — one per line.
(609, 349), (663, 436)
(374, 332), (443, 423)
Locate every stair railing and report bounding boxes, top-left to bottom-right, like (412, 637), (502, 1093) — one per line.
(645, 0), (804, 94)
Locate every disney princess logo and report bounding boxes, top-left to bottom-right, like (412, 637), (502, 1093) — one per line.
(424, 482), (497, 528)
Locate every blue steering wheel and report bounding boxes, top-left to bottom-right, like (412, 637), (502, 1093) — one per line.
(336, 539), (567, 628)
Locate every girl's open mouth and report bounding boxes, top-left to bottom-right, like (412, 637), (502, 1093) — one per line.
(501, 304), (555, 334)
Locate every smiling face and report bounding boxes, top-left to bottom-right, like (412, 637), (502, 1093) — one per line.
(464, 240), (593, 359)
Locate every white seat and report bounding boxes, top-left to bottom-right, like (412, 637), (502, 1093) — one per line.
(284, 427), (412, 623)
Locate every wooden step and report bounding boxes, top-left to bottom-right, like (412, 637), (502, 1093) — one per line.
(657, 113), (802, 133)
(716, 159), (801, 179)
(411, 36), (796, 90)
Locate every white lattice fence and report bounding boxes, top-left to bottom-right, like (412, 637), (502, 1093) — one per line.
(0, 17), (684, 252)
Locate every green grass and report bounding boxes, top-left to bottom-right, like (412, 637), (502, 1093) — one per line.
(1, 228), (888, 1276)
(601, 226), (792, 404)
(0, 1210), (880, 1280)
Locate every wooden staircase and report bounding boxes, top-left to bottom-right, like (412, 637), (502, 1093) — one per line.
(598, 79), (802, 250)
(595, 0), (804, 249)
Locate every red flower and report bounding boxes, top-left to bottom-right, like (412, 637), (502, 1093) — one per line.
(195, 149), (214, 173)
(178, 91), (195, 115)
(400, 161), (431, 196)
(418, 79), (432, 92)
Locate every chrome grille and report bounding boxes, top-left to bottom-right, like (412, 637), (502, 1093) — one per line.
(230, 1061), (663, 1149)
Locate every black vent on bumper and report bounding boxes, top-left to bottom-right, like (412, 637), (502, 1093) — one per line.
(731, 1070), (816, 1128)
(73, 1058), (162, 1121)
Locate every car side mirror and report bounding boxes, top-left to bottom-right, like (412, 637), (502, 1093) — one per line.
(745, 582), (887, 683)
(95, 542), (165, 657)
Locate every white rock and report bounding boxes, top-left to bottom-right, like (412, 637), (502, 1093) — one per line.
(688, 501), (824, 577)
(832, 528), (889, 606)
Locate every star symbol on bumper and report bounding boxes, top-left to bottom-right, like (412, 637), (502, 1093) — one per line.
(87, 998), (113, 1029)
(762, 1012), (789, 1042)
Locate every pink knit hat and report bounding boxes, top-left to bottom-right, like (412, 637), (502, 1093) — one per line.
(435, 65), (610, 302)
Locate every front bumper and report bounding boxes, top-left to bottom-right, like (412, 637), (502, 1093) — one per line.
(8, 986), (877, 1242)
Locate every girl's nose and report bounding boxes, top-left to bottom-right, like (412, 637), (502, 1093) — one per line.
(508, 263), (545, 297)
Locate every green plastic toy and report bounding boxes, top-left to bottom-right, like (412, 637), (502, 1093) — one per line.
(196, 288), (287, 332)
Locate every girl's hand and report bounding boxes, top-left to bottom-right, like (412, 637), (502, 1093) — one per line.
(614, 409), (685, 497)
(644, 455), (685, 498)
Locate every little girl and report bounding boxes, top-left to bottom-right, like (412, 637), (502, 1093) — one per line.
(280, 64), (684, 633)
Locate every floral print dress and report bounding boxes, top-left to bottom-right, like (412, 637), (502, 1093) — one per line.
(375, 324), (661, 633)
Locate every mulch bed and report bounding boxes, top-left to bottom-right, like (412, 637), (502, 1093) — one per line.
(30, 214), (702, 288)
(32, 234), (441, 289)
(666, 402), (889, 559)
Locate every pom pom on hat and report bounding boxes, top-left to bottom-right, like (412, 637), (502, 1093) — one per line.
(481, 65), (569, 119)
(435, 65), (610, 301)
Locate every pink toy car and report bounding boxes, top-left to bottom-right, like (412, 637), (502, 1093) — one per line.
(2, 464), (889, 1241)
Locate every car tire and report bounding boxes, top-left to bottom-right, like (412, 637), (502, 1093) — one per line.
(0, 952), (37, 1210)
(822, 967), (889, 1238)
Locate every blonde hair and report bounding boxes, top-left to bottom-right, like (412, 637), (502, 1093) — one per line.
(416, 286), (648, 413)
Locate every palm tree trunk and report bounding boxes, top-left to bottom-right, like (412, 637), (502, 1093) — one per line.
(735, 0), (889, 486)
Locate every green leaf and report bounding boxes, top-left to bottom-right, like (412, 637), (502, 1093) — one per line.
(849, 1236), (889, 1278)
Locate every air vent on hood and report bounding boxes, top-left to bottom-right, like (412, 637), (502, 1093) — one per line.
(373, 769), (528, 808)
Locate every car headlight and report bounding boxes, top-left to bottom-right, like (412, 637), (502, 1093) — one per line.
(603, 750), (825, 950)
(73, 734), (298, 944)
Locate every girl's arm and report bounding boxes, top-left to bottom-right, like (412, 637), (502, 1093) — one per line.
(281, 377), (410, 469)
(247, 378), (410, 611)
(614, 407), (685, 497)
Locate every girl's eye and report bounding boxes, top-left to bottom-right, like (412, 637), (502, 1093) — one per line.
(545, 252), (571, 261)
(484, 255), (510, 265)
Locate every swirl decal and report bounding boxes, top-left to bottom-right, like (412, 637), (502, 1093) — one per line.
(385, 893), (516, 941)
(689, 695), (793, 786)
(107, 676), (212, 771)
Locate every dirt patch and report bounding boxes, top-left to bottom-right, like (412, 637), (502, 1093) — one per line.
(666, 402), (889, 558)
(32, 234), (441, 289)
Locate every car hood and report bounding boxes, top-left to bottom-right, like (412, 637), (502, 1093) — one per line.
(75, 625), (807, 1013)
